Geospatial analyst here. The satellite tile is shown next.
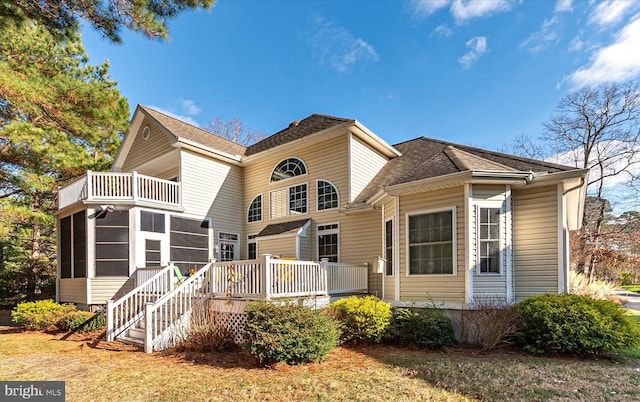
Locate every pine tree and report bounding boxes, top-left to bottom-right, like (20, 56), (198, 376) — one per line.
(0, 19), (129, 306)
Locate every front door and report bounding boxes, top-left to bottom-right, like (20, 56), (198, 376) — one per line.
(138, 210), (169, 268)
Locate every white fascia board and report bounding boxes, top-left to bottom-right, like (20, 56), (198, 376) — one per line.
(350, 121), (402, 158)
(176, 139), (243, 165)
(112, 109), (144, 172)
(519, 169), (589, 188)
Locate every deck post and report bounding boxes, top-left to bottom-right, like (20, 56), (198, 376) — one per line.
(106, 299), (114, 341)
(262, 254), (272, 300)
(86, 170), (93, 200)
(132, 171), (138, 201)
(144, 302), (153, 353)
(320, 258), (329, 296)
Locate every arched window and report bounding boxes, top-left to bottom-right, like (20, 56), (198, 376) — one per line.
(271, 158), (307, 182)
(247, 195), (262, 222)
(317, 180), (339, 211)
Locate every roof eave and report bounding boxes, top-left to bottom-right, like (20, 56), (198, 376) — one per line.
(176, 138), (243, 164)
(350, 121), (402, 158)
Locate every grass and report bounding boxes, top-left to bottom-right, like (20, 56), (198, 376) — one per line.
(2, 328), (640, 401)
(620, 310), (640, 359)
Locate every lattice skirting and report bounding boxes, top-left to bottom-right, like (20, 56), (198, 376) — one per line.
(207, 299), (248, 344)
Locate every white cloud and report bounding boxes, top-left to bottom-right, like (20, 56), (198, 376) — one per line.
(309, 17), (379, 73)
(554, 0), (573, 13)
(180, 99), (202, 116)
(450, 0), (512, 22)
(521, 17), (560, 53)
(409, 0), (451, 19)
(148, 105), (200, 127)
(458, 36), (488, 69)
(432, 23), (453, 37)
(588, 0), (635, 27)
(568, 15), (640, 86)
(408, 0), (512, 22)
(568, 35), (585, 52)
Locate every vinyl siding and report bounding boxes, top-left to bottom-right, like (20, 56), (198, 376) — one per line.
(122, 117), (174, 172)
(472, 185), (508, 298)
(180, 149), (243, 261)
(299, 233), (312, 260)
(350, 135), (388, 202)
(89, 277), (129, 305)
(513, 185), (559, 299)
(259, 236), (297, 259)
(244, 134), (380, 267)
(59, 278), (87, 304)
(399, 187), (466, 303)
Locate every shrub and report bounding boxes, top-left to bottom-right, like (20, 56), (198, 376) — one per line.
(517, 293), (640, 355)
(331, 296), (392, 344)
(179, 302), (238, 352)
(242, 301), (341, 365)
(388, 308), (454, 349)
(11, 300), (74, 330)
(458, 299), (522, 352)
(569, 271), (616, 300)
(61, 311), (106, 332)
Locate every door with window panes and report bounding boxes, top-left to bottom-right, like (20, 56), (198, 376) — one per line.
(218, 233), (239, 262)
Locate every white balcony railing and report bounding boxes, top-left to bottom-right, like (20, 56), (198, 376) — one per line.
(58, 171), (180, 210)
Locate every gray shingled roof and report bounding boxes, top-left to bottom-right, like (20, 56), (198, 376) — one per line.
(245, 114), (352, 156)
(140, 106), (247, 157)
(352, 137), (578, 204)
(257, 219), (310, 237)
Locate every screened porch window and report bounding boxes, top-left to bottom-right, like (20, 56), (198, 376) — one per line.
(408, 209), (454, 275)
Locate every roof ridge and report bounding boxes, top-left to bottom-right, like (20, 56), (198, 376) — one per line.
(443, 145), (468, 171)
(445, 145), (517, 172)
(139, 105), (248, 151)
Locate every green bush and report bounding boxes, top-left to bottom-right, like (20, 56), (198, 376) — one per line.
(61, 311), (106, 332)
(11, 300), (74, 330)
(331, 296), (392, 343)
(388, 307), (455, 349)
(242, 301), (341, 365)
(517, 293), (640, 355)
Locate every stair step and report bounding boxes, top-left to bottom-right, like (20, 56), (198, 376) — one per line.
(118, 334), (144, 346)
(128, 327), (145, 339)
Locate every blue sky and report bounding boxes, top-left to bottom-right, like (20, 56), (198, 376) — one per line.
(80, 0), (640, 152)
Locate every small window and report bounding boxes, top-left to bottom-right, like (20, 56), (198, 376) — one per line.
(271, 158), (307, 182)
(317, 180), (339, 211)
(478, 207), (501, 274)
(385, 219), (393, 276)
(141, 211), (165, 233)
(408, 209), (455, 275)
(247, 234), (257, 260)
(289, 184), (307, 214)
(248, 195), (262, 223)
(142, 126), (150, 140)
(318, 223), (339, 262)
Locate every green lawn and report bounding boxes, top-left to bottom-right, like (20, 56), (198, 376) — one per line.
(621, 285), (640, 293)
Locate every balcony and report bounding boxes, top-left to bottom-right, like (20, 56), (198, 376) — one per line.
(58, 171), (181, 211)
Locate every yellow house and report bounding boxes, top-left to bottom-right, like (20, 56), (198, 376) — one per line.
(56, 105), (587, 311)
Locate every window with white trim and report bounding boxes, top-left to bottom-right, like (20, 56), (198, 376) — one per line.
(478, 207), (501, 274)
(271, 158), (307, 182)
(218, 232), (238, 262)
(318, 223), (339, 262)
(408, 209), (455, 275)
(385, 219), (393, 276)
(247, 234), (257, 260)
(270, 184), (308, 219)
(248, 195), (262, 222)
(317, 180), (339, 211)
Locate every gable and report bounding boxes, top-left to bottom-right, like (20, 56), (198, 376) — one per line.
(120, 116), (175, 172)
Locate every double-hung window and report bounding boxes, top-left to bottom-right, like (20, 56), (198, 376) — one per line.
(408, 208), (455, 275)
(318, 223), (339, 262)
(478, 207), (501, 274)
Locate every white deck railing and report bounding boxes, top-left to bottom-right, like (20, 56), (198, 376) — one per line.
(106, 264), (175, 342)
(144, 263), (213, 353)
(325, 262), (369, 294)
(58, 171), (180, 209)
(210, 255), (328, 300)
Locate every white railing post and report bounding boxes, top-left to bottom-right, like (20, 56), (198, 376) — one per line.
(106, 299), (114, 341)
(86, 170), (93, 200)
(320, 259), (329, 296)
(262, 254), (271, 300)
(132, 171), (139, 201)
(144, 302), (153, 353)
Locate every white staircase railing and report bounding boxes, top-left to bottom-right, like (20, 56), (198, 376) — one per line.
(106, 264), (175, 342)
(144, 262), (213, 353)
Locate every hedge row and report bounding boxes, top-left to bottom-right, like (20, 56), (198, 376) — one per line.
(12, 300), (105, 332)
